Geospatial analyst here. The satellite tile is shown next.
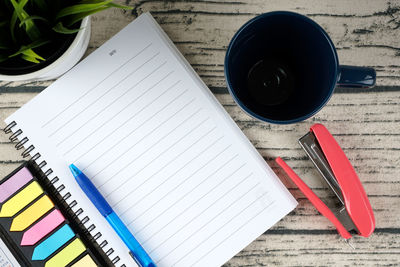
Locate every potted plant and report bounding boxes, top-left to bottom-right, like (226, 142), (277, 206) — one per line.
(0, 0), (131, 81)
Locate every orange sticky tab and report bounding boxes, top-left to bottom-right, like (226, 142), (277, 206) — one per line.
(10, 195), (54, 231)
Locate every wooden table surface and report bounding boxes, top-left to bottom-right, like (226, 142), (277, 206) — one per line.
(1, 1), (399, 266)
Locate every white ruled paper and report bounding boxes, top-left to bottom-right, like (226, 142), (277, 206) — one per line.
(6, 13), (297, 267)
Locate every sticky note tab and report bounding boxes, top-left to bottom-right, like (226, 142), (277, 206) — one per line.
(71, 254), (97, 267)
(0, 167), (33, 203)
(0, 181), (43, 217)
(45, 238), (86, 267)
(10, 195), (54, 231)
(32, 224), (75, 260)
(21, 209), (65, 246)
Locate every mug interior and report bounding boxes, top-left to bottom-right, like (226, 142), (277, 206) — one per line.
(225, 12), (338, 123)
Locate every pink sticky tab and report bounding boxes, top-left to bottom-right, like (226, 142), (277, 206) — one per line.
(0, 167), (33, 203)
(21, 209), (65, 246)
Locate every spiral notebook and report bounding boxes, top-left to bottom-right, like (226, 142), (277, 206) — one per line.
(4, 13), (297, 267)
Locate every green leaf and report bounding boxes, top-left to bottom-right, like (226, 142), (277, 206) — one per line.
(9, 39), (50, 58)
(67, 6), (108, 26)
(0, 21), (7, 28)
(23, 48), (44, 60)
(55, 0), (113, 20)
(19, 15), (49, 27)
(24, 49), (44, 60)
(21, 51), (41, 63)
(52, 22), (81, 34)
(10, 0), (41, 41)
(19, 0), (29, 8)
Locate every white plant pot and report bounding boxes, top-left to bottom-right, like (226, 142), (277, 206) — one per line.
(0, 17), (91, 82)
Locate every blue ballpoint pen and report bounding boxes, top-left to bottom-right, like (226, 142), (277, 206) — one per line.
(69, 164), (156, 267)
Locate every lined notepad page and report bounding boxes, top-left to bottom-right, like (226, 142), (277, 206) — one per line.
(6, 13), (297, 267)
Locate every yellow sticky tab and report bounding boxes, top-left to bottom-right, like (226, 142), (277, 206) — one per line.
(0, 181), (43, 217)
(71, 254), (97, 267)
(45, 238), (86, 267)
(10, 195), (54, 231)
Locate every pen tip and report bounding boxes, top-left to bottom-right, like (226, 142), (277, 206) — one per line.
(69, 164), (82, 177)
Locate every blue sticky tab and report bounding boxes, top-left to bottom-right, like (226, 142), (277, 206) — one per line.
(32, 224), (75, 260)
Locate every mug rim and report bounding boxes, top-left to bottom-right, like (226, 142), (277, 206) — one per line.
(224, 11), (339, 124)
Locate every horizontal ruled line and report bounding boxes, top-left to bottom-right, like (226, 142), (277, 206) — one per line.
(91, 88), (189, 180)
(124, 138), (228, 221)
(42, 43), (153, 129)
(145, 168), (251, 251)
(69, 77), (180, 162)
(136, 156), (243, 236)
(56, 67), (172, 148)
(48, 53), (163, 138)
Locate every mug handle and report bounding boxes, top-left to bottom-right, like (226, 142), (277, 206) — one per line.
(337, 65), (376, 88)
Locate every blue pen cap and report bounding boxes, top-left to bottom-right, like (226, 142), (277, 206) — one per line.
(69, 164), (113, 216)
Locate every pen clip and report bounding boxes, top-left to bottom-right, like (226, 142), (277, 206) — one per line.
(129, 251), (143, 267)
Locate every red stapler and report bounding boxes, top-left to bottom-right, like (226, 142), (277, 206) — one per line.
(276, 123), (375, 239)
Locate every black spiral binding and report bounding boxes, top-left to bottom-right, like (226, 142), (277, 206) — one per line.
(3, 121), (122, 267)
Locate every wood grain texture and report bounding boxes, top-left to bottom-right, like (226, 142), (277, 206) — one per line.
(1, 0), (399, 266)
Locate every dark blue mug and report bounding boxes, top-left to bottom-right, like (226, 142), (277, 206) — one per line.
(224, 11), (376, 124)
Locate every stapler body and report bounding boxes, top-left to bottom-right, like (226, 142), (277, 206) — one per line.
(276, 124), (375, 239)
